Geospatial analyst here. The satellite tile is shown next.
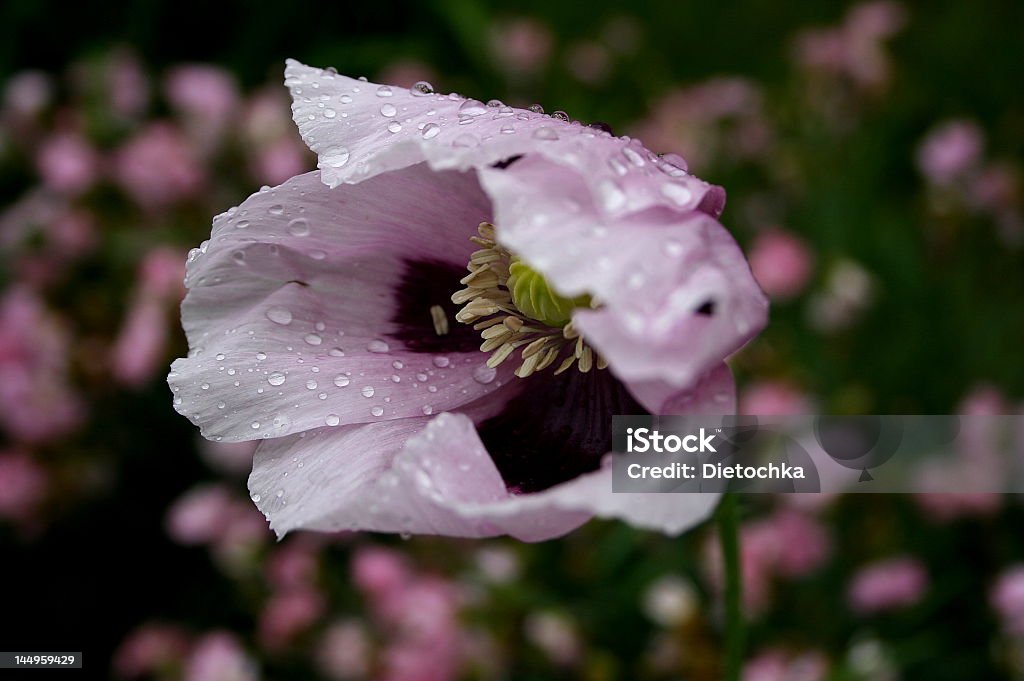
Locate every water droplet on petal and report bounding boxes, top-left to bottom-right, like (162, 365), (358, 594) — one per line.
(367, 339), (390, 353)
(473, 364), (497, 384)
(361, 386), (375, 398)
(306, 379), (318, 390)
(528, 104), (545, 114)
(268, 204), (284, 215)
(551, 110), (570, 122)
(422, 405), (434, 415)
(251, 421), (261, 430)
(304, 333), (322, 346)
(371, 406), (384, 417)
(326, 414), (341, 426)
(459, 99), (487, 116)
(410, 81), (434, 96)
(380, 104), (397, 118)
(387, 121), (402, 133)
(333, 374), (350, 387)
(376, 85), (393, 97)
(432, 356), (450, 367)
(256, 352), (268, 360)
(321, 146), (350, 168)
(421, 123), (441, 139)
(235, 219), (250, 229)
(323, 108), (336, 118)
(329, 347), (345, 357)
(268, 372), (286, 386)
(532, 127), (559, 140)
(288, 218), (310, 236)
(266, 306), (293, 325)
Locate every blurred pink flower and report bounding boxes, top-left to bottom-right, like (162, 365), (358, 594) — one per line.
(266, 539), (320, 589)
(185, 632), (257, 681)
(489, 18), (553, 75)
(115, 123), (203, 208)
(565, 41), (612, 85)
(749, 229), (814, 300)
(741, 381), (813, 415)
(0, 451), (48, 523)
(165, 65), (239, 124)
(166, 484), (236, 545)
(743, 648), (829, 681)
(792, 1), (907, 90)
(352, 546), (410, 598)
(768, 509), (832, 578)
(112, 247), (186, 387)
(2, 71), (53, 121)
(848, 556), (928, 614)
(315, 620), (371, 680)
(524, 611), (580, 667)
(35, 130), (99, 195)
(259, 587), (325, 650)
(106, 49), (149, 119)
(633, 78), (770, 171)
(251, 138), (310, 186)
(917, 120), (984, 187)
(991, 565), (1024, 636)
(0, 286), (83, 443)
(113, 623), (190, 678)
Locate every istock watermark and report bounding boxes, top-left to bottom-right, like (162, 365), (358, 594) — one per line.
(611, 415), (1024, 494)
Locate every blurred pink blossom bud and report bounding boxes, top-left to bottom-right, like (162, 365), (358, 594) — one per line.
(848, 556), (928, 614)
(36, 131), (99, 195)
(352, 546), (410, 598)
(0, 452), (48, 523)
(0, 286), (83, 443)
(165, 65), (239, 124)
(259, 587), (326, 650)
(251, 138), (311, 186)
(749, 229), (814, 299)
(741, 381), (813, 415)
(115, 123), (203, 208)
(767, 510), (832, 578)
(139, 246), (187, 300)
(165, 484), (235, 545)
(991, 565), (1024, 636)
(490, 18), (553, 75)
(316, 620), (371, 680)
(111, 298), (168, 388)
(846, 1), (908, 43)
(242, 90), (295, 146)
(743, 648), (829, 681)
(106, 49), (149, 119)
(3, 71), (53, 120)
(474, 546), (520, 583)
(113, 623), (190, 678)
(266, 540), (319, 589)
(184, 632), (257, 681)
(566, 41), (611, 85)
(916, 120), (984, 187)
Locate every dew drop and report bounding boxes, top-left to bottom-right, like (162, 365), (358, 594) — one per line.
(376, 85), (393, 97)
(380, 103), (397, 117)
(387, 121), (402, 133)
(268, 204), (284, 215)
(288, 218), (310, 236)
(421, 123), (441, 139)
(268, 372), (286, 386)
(326, 414), (341, 426)
(306, 379), (318, 390)
(266, 306), (293, 325)
(532, 127), (559, 140)
(236, 219), (250, 229)
(333, 375), (350, 387)
(329, 347), (345, 357)
(421, 405), (433, 415)
(256, 352), (268, 360)
(411, 81), (434, 96)
(371, 406), (384, 417)
(323, 108), (336, 118)
(473, 364), (497, 384)
(367, 339), (390, 353)
(361, 386), (375, 398)
(251, 421), (261, 430)
(432, 356), (450, 368)
(304, 333), (323, 346)
(459, 99), (487, 116)
(321, 146), (350, 168)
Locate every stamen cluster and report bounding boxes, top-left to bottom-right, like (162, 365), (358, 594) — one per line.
(451, 222), (607, 378)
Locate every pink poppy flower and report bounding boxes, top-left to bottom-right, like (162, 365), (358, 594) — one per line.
(169, 61), (768, 541)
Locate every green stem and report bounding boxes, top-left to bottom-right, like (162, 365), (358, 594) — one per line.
(718, 493), (745, 681)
